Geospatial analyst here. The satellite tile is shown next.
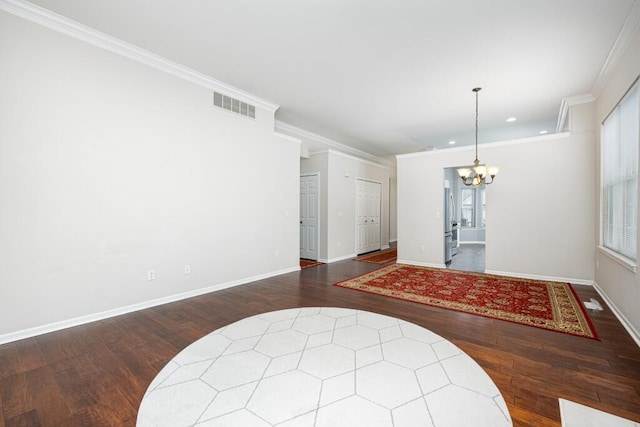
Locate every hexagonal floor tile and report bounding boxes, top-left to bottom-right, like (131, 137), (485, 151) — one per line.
(293, 314), (336, 335)
(316, 395), (391, 427)
(247, 370), (321, 424)
(299, 344), (354, 379)
(333, 324), (380, 350)
(255, 329), (308, 357)
(356, 361), (422, 409)
(201, 350), (270, 390)
(382, 338), (438, 369)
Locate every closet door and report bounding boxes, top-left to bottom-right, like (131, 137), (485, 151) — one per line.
(356, 179), (381, 254)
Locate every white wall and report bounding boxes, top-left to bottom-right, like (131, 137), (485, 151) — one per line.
(397, 104), (596, 282)
(0, 11), (300, 340)
(326, 151), (391, 261)
(594, 26), (640, 340)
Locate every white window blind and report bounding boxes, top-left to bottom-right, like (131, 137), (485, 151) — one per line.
(602, 79), (639, 260)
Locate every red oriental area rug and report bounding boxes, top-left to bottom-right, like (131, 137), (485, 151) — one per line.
(335, 264), (598, 339)
(354, 248), (397, 264)
(300, 259), (324, 269)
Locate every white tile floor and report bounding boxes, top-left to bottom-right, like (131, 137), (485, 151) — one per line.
(137, 308), (512, 426)
(559, 399), (640, 427)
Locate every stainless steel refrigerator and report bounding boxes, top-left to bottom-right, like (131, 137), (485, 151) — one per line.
(444, 188), (453, 263)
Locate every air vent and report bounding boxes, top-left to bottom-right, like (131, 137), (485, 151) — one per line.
(213, 91), (255, 119)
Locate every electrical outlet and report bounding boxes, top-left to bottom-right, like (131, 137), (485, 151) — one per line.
(147, 270), (155, 281)
(184, 265), (191, 275)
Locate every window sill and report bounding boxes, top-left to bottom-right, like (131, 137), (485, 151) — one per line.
(597, 246), (637, 273)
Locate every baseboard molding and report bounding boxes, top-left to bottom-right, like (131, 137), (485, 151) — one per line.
(460, 241), (485, 245)
(389, 239), (397, 243)
(483, 269), (594, 286)
(592, 282), (640, 348)
(320, 253), (357, 264)
(0, 266), (300, 346)
(397, 259), (446, 269)
(381, 244), (390, 250)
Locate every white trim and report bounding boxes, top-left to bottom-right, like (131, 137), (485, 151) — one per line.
(320, 253), (357, 264)
(397, 260), (447, 269)
(459, 241), (486, 245)
(389, 239), (398, 243)
(556, 94), (596, 133)
(381, 244), (391, 250)
(275, 121), (393, 167)
(274, 132), (302, 145)
(396, 132), (571, 160)
(326, 149), (391, 170)
(593, 282), (640, 348)
(0, 0), (279, 113)
(597, 246), (638, 273)
(484, 270), (594, 286)
(0, 266), (299, 345)
(590, 0), (640, 98)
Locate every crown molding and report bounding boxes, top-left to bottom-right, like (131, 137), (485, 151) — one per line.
(556, 94), (596, 133)
(326, 149), (391, 170)
(396, 132), (571, 160)
(306, 149), (391, 170)
(590, 0), (640, 98)
(0, 0), (280, 113)
(275, 121), (393, 167)
(273, 132), (302, 145)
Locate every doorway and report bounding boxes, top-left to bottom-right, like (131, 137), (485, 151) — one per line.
(300, 173), (320, 260)
(356, 178), (382, 255)
(444, 167), (486, 272)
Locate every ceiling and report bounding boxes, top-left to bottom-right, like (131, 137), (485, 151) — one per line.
(28, 0), (637, 158)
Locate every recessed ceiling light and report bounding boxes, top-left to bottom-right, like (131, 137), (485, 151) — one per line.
(448, 140), (456, 145)
(506, 117), (517, 122)
(539, 130), (548, 135)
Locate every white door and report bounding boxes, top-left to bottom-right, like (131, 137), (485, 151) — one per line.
(356, 179), (381, 254)
(300, 174), (319, 260)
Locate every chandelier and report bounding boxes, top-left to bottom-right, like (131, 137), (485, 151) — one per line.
(456, 87), (499, 186)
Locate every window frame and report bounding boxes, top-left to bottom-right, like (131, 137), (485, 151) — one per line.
(599, 77), (639, 270)
(460, 187), (476, 228)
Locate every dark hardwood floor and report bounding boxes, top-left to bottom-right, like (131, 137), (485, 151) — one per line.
(1, 259), (640, 426)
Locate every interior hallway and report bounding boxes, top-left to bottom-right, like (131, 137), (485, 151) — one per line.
(448, 243), (486, 273)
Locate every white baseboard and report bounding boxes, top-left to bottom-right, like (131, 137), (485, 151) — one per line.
(382, 244), (391, 250)
(389, 239), (397, 243)
(484, 269), (594, 286)
(397, 259), (446, 269)
(592, 282), (640, 348)
(460, 241), (486, 245)
(0, 266), (300, 346)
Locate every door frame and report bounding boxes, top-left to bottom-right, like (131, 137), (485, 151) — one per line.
(300, 173), (321, 260)
(355, 177), (383, 255)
